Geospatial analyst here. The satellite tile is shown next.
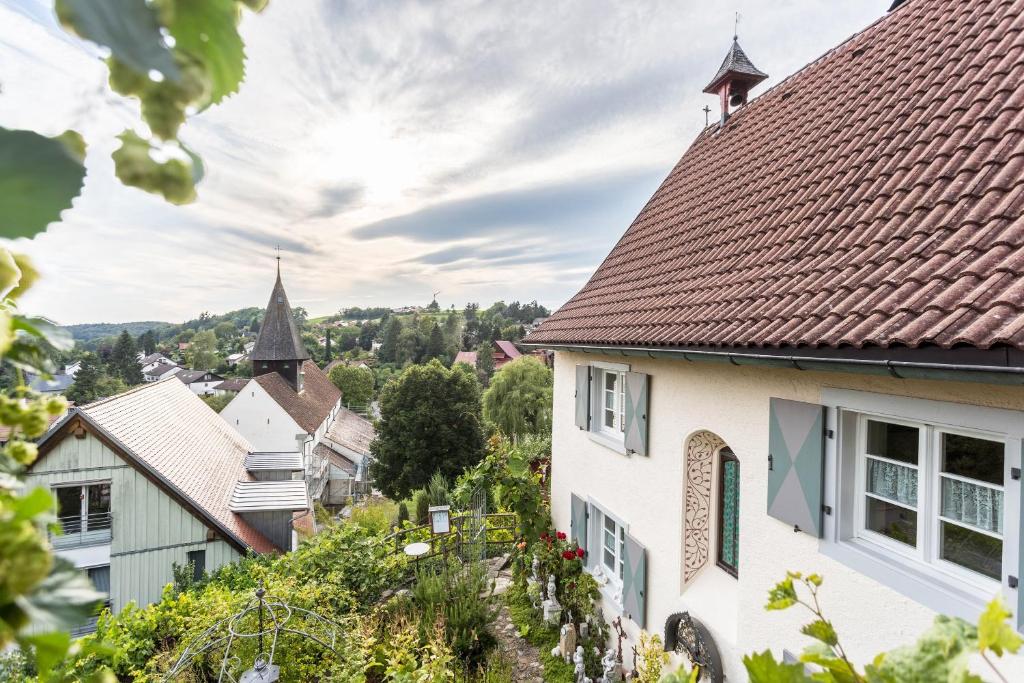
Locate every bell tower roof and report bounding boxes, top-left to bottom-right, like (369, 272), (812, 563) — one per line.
(250, 266), (310, 363)
(702, 38), (768, 95)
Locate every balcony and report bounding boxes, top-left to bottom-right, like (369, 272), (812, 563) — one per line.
(52, 512), (112, 549)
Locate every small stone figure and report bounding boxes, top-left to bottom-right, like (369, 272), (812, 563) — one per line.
(542, 574), (563, 624)
(531, 556), (541, 583)
(559, 621), (577, 663)
(601, 648), (622, 683)
(547, 575), (560, 608)
(579, 620), (589, 639)
(574, 645), (587, 683)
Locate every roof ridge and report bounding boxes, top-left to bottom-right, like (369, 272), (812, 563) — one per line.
(79, 376), (173, 411)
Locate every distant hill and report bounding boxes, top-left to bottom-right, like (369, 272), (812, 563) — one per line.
(64, 321), (171, 343)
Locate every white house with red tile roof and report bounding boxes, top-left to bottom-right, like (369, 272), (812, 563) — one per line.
(526, 0), (1024, 678)
(221, 266), (346, 504)
(29, 379), (308, 625)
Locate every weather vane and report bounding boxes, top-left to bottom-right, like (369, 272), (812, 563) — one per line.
(734, 11), (741, 40)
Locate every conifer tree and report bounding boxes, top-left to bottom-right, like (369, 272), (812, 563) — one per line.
(109, 330), (142, 385)
(378, 317), (403, 363)
(475, 342), (495, 386)
(424, 323), (445, 362)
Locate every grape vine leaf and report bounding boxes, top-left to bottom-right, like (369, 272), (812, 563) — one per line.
(977, 597), (1022, 657)
(55, 0), (180, 81)
(159, 0), (246, 107)
(111, 131), (199, 204)
(742, 650), (811, 683)
(0, 128), (86, 240)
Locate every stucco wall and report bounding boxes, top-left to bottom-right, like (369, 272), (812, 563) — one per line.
(550, 350), (1024, 680)
(221, 382), (305, 453)
(28, 433), (241, 611)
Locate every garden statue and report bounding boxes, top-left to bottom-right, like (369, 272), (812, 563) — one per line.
(601, 648), (622, 683)
(580, 620), (589, 639)
(559, 620), (577, 663)
(542, 574), (562, 624)
(530, 556), (541, 584)
(574, 645), (588, 683)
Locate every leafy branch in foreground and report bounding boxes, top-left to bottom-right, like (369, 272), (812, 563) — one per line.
(0, 248), (109, 676)
(745, 571), (1022, 683)
(1, 0), (269, 240)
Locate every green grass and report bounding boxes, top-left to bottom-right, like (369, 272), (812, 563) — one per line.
(348, 498), (398, 535)
(504, 585), (574, 683)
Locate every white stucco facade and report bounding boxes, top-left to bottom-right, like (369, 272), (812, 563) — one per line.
(551, 350), (1024, 680)
(221, 381), (307, 454)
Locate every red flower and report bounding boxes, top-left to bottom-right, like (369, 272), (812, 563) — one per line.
(556, 531), (567, 540)
(561, 550), (575, 560)
(576, 547), (585, 558)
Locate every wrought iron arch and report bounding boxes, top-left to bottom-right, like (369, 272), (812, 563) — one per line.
(664, 611), (723, 683)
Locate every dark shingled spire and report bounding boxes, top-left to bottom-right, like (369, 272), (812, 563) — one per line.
(251, 266), (310, 363)
(702, 38), (768, 95)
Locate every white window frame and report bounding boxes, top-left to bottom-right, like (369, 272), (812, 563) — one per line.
(820, 388), (1021, 623)
(586, 499), (627, 606)
(852, 414), (1004, 593)
(586, 361), (630, 454)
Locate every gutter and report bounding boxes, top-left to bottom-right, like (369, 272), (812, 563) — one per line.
(520, 343), (1024, 386)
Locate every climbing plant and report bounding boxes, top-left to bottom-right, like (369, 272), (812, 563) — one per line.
(0, 0), (270, 240)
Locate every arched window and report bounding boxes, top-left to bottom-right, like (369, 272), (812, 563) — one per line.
(717, 448), (739, 577)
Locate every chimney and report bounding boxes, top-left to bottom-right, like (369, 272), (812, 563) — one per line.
(703, 37), (768, 125)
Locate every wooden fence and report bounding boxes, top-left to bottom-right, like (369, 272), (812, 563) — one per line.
(382, 512), (517, 562)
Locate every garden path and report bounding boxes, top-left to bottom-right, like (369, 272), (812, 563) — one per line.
(487, 556), (544, 682)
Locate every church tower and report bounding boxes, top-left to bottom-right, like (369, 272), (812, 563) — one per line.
(250, 260), (310, 392)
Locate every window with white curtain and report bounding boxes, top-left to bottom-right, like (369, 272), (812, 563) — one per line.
(855, 414), (1005, 584)
(596, 368), (626, 438)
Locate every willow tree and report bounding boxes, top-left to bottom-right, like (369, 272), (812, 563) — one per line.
(482, 356), (552, 439)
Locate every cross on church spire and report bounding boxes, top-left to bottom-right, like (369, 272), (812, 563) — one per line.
(275, 245), (281, 276)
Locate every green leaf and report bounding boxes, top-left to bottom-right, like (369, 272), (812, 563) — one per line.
(14, 558), (105, 635)
(799, 644), (860, 683)
(0, 128), (86, 239)
(977, 597), (1022, 657)
(3, 339), (59, 375)
(111, 131), (198, 204)
(870, 615), (980, 683)
(743, 650), (812, 683)
(801, 619), (839, 647)
(11, 316), (74, 352)
(766, 576), (799, 611)
(18, 629), (71, 675)
(55, 0), (180, 81)
(10, 487), (55, 523)
(159, 0), (245, 106)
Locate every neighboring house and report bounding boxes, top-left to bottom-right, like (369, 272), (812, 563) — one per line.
(213, 378), (248, 395)
(28, 379), (307, 629)
(139, 352), (175, 374)
(226, 352), (247, 367)
(221, 265), (344, 504)
(27, 373), (74, 395)
(243, 340), (256, 355)
(63, 360), (82, 378)
(524, 1), (1024, 678)
(176, 370), (226, 396)
(144, 362), (181, 383)
(316, 407), (376, 503)
(451, 340), (522, 370)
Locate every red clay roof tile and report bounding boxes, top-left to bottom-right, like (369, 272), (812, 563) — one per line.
(528, 0), (1024, 351)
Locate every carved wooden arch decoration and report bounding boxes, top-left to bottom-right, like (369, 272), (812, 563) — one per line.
(684, 430), (725, 583)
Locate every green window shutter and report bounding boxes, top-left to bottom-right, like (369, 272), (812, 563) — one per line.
(570, 493), (589, 568)
(624, 372), (650, 456)
(574, 365), (591, 430)
(622, 532), (647, 628)
(767, 398), (826, 537)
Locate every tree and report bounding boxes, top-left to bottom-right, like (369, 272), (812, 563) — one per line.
(369, 360), (485, 499)
(423, 323), (446, 362)
(214, 321), (236, 340)
(324, 328), (332, 364)
(108, 330), (142, 385)
(358, 320), (379, 351)
(201, 393), (233, 413)
(137, 329), (157, 355)
(66, 353), (127, 404)
(190, 330), (219, 370)
(475, 342), (495, 386)
(426, 298), (440, 312)
(378, 317), (403, 363)
(395, 327), (422, 366)
(293, 306), (309, 328)
(328, 364), (374, 409)
(482, 357), (553, 438)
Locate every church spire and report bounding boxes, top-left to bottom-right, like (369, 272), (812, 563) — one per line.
(250, 257), (310, 391)
(703, 24), (768, 125)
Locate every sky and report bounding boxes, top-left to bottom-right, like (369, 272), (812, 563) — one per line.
(0, 0), (890, 325)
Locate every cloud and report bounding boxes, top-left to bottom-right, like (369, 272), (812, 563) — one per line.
(352, 169), (664, 243)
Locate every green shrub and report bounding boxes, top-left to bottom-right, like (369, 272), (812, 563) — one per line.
(504, 584), (574, 683)
(426, 471), (451, 506)
(413, 489), (430, 524)
(397, 501), (410, 525)
(348, 498), (399, 536)
(413, 562), (497, 665)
